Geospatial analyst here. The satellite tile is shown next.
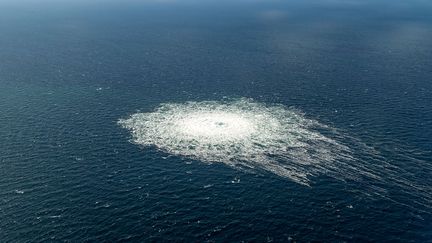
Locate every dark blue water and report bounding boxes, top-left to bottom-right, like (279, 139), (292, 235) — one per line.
(1, 0), (431, 241)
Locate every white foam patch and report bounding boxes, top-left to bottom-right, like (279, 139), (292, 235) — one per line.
(119, 98), (432, 212)
(119, 98), (355, 185)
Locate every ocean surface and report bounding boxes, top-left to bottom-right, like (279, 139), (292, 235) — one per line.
(1, 0), (432, 241)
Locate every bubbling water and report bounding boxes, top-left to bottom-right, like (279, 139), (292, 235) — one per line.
(118, 98), (432, 211)
(176, 112), (256, 140)
(119, 98), (355, 185)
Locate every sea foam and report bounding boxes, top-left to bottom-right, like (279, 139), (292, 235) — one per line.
(119, 98), (353, 185)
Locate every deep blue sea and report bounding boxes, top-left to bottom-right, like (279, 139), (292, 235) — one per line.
(1, 0), (432, 241)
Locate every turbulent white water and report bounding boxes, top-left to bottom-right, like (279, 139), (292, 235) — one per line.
(118, 98), (432, 209)
(119, 98), (355, 185)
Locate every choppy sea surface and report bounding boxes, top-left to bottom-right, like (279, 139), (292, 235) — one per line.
(1, 0), (431, 241)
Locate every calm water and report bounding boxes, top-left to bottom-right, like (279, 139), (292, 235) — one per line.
(1, 0), (432, 241)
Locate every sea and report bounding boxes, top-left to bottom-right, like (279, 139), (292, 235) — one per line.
(0, 0), (431, 241)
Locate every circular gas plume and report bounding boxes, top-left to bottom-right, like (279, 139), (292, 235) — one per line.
(119, 98), (354, 185)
